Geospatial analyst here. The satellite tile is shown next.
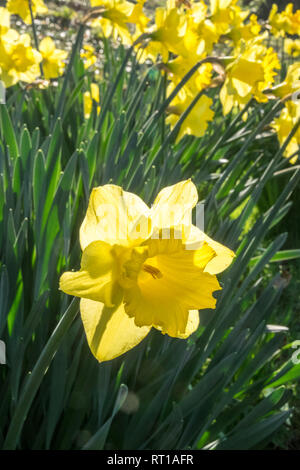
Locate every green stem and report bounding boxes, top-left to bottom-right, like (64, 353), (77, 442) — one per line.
(28, 0), (44, 77)
(3, 298), (79, 450)
(161, 71), (167, 147)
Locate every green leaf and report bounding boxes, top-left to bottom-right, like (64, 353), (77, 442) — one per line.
(215, 410), (290, 450)
(250, 249), (300, 266)
(82, 384), (128, 450)
(0, 104), (19, 159)
(265, 360), (300, 389)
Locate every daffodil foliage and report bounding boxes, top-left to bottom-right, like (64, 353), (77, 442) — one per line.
(0, 0), (300, 452)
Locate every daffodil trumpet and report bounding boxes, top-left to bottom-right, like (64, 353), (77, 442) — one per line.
(60, 180), (234, 362)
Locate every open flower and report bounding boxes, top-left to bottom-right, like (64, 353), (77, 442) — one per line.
(136, 1), (188, 63)
(271, 101), (300, 164)
(164, 58), (213, 97)
(268, 3), (300, 37)
(60, 181), (234, 362)
(220, 37), (280, 115)
(6, 0), (48, 25)
(0, 31), (42, 87)
(271, 63), (300, 100)
(166, 86), (214, 141)
(183, 1), (219, 58)
(91, 0), (136, 45)
(39, 37), (68, 80)
(209, 0), (249, 37)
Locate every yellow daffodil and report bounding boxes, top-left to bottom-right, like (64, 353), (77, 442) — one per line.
(6, 0), (48, 25)
(182, 1), (219, 57)
(228, 14), (261, 45)
(166, 88), (214, 141)
(127, 0), (150, 33)
(0, 32), (42, 87)
(210, 0), (248, 37)
(268, 4), (284, 36)
(272, 101), (300, 164)
(80, 44), (97, 69)
(220, 38), (280, 115)
(39, 37), (68, 80)
(268, 3), (300, 37)
(138, 2), (187, 63)
(164, 58), (213, 96)
(91, 0), (135, 45)
(271, 63), (300, 100)
(84, 83), (101, 118)
(284, 38), (300, 58)
(60, 181), (234, 362)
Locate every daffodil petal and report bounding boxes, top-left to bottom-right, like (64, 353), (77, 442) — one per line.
(203, 240), (235, 275)
(80, 298), (151, 362)
(232, 78), (252, 98)
(150, 179), (198, 229)
(154, 309), (200, 339)
(183, 225), (235, 275)
(60, 240), (120, 307)
(220, 81), (234, 115)
(80, 184), (150, 249)
(39, 37), (55, 55)
(182, 310), (200, 338)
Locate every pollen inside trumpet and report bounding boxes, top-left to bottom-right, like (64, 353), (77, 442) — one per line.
(143, 264), (163, 279)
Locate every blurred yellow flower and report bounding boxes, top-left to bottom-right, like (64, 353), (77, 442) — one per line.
(183, 1), (219, 57)
(228, 14), (261, 45)
(80, 44), (97, 69)
(0, 7), (11, 34)
(39, 37), (68, 79)
(0, 31), (42, 87)
(166, 88), (214, 141)
(272, 101), (300, 164)
(127, 0), (149, 33)
(6, 0), (48, 25)
(84, 83), (100, 118)
(138, 2), (187, 63)
(284, 38), (300, 58)
(91, 0), (135, 45)
(271, 63), (300, 100)
(220, 38), (280, 114)
(210, 0), (248, 37)
(165, 58), (213, 96)
(268, 3), (300, 37)
(60, 181), (234, 362)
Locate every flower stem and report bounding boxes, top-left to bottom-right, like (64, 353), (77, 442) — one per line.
(3, 298), (79, 450)
(28, 0), (44, 77)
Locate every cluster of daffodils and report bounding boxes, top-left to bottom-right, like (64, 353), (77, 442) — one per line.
(0, 0), (299, 159)
(60, 180), (235, 361)
(88, 0), (299, 162)
(0, 1), (67, 85)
